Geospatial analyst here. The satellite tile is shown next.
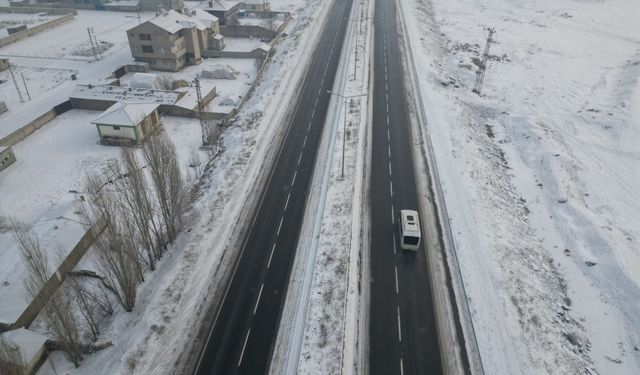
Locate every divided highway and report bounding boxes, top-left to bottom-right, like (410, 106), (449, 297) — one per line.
(193, 0), (354, 373)
(369, 0), (444, 373)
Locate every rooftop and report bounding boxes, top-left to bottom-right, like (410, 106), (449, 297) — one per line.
(92, 102), (159, 127)
(70, 84), (182, 105)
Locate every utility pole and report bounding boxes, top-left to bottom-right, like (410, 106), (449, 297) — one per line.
(194, 75), (208, 146)
(20, 73), (31, 101)
(473, 27), (495, 96)
(8, 64), (24, 103)
(87, 27), (99, 60)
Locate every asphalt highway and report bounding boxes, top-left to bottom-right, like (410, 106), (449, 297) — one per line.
(369, 0), (444, 373)
(193, 0), (354, 373)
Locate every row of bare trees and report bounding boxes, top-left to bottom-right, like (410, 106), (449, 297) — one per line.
(79, 131), (188, 312)
(6, 132), (189, 369)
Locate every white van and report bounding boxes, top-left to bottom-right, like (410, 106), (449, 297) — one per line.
(399, 209), (421, 251)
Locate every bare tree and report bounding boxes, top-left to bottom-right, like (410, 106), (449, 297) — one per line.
(143, 132), (188, 244)
(44, 288), (83, 367)
(11, 220), (48, 300)
(0, 336), (26, 375)
(114, 148), (162, 269)
(80, 172), (143, 312)
(12, 221), (83, 367)
(69, 277), (100, 342)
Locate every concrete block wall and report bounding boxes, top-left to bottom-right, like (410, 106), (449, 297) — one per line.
(0, 110), (57, 147)
(0, 13), (75, 48)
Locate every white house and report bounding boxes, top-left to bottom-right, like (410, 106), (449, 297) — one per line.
(92, 102), (160, 145)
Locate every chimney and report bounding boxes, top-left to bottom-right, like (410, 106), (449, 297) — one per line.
(208, 0), (213, 7)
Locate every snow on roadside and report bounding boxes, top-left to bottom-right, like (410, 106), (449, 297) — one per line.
(401, 0), (640, 373)
(37, 0), (341, 372)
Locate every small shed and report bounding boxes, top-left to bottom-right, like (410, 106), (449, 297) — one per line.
(0, 147), (16, 172)
(0, 101), (7, 115)
(0, 58), (8, 72)
(0, 328), (48, 375)
(91, 102), (160, 145)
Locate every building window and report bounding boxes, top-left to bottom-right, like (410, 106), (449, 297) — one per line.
(142, 45), (154, 53)
(139, 33), (152, 41)
(113, 126), (121, 130)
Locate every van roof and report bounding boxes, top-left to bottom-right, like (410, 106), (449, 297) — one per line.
(400, 210), (420, 236)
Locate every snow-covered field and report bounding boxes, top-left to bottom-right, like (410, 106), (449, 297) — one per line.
(0, 110), (207, 324)
(0, 12), (58, 37)
(401, 0), (640, 373)
(0, 9), (154, 139)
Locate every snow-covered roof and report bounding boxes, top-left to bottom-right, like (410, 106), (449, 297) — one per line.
(144, 10), (209, 34)
(207, 0), (239, 11)
(92, 102), (158, 127)
(70, 84), (181, 105)
(193, 8), (219, 24)
(0, 328), (47, 365)
(130, 73), (161, 90)
(243, 0), (266, 5)
(213, 33), (224, 40)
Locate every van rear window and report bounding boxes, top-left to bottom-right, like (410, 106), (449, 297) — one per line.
(404, 236), (419, 245)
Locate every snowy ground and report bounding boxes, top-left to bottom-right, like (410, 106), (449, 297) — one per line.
(118, 57), (257, 113)
(0, 110), (207, 324)
(0, 12), (58, 37)
(223, 36), (264, 51)
(401, 0), (640, 373)
(0, 9), (156, 139)
(27, 0), (337, 371)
